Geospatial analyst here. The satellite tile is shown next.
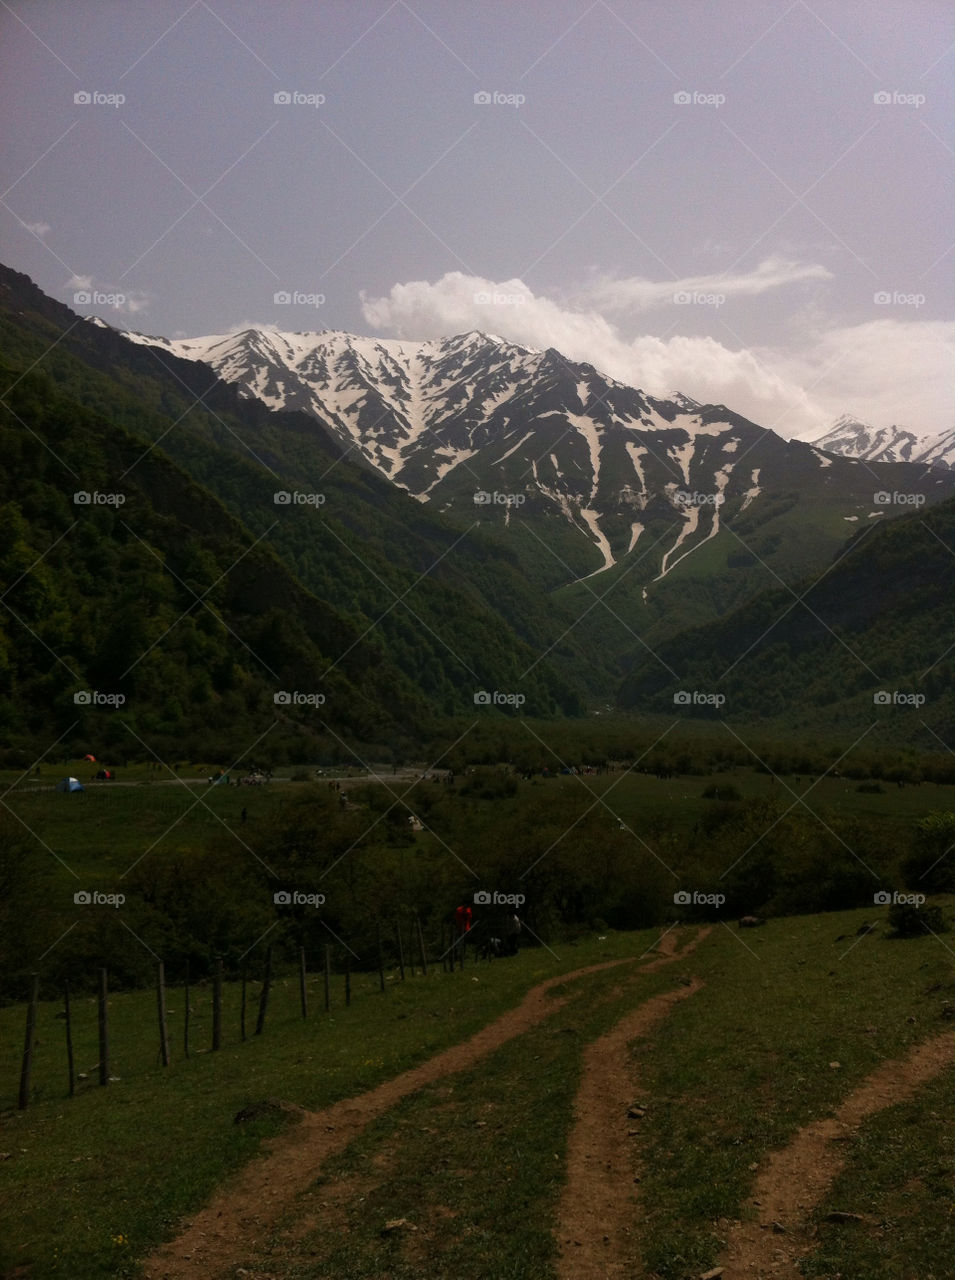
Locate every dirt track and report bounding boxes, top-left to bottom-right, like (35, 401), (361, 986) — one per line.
(142, 928), (694, 1280)
(719, 1028), (955, 1278)
(142, 929), (955, 1280)
(555, 973), (707, 1277)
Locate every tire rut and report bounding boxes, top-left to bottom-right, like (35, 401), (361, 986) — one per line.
(142, 928), (692, 1280)
(719, 1028), (955, 1279)
(555, 928), (711, 1279)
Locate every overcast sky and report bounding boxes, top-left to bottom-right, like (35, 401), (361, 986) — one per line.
(1, 0), (951, 437)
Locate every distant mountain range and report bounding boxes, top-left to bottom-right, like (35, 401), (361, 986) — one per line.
(117, 326), (955, 613)
(802, 413), (955, 470)
(3, 263), (953, 752)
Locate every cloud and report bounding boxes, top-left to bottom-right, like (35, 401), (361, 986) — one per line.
(23, 221), (51, 239)
(64, 274), (151, 318)
(774, 319), (955, 435)
(575, 256), (832, 314)
(361, 272), (952, 437)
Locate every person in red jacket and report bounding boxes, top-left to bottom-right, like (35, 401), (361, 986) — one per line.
(454, 904), (472, 937)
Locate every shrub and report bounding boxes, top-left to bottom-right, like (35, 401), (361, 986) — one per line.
(887, 901), (948, 938)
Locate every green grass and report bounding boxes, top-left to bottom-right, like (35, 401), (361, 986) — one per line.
(248, 957), (683, 1279)
(800, 1065), (955, 1280)
(3, 768), (949, 886)
(634, 905), (955, 1278)
(0, 928), (657, 1279)
(6, 909), (953, 1278)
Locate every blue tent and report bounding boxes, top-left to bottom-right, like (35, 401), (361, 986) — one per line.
(56, 777), (85, 793)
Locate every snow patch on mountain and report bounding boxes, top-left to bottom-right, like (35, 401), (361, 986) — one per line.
(804, 413), (955, 470)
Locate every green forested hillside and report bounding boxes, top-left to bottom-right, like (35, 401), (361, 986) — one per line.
(619, 495), (955, 743)
(0, 267), (594, 763)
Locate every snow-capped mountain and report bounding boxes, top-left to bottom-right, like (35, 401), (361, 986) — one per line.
(806, 414), (955, 470)
(118, 325), (955, 587)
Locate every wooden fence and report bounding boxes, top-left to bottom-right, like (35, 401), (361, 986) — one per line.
(13, 913), (490, 1110)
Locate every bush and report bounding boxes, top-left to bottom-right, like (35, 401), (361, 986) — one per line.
(887, 901), (948, 938)
(901, 812), (955, 894)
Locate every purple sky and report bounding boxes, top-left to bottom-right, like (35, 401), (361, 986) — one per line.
(1, 0), (952, 435)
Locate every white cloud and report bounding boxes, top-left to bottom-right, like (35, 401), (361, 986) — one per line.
(361, 272), (952, 438)
(773, 319), (955, 435)
(575, 256), (832, 314)
(23, 220), (51, 239)
(66, 273), (93, 291)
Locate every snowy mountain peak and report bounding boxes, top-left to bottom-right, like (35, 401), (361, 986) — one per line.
(808, 415), (955, 470)
(114, 322), (955, 587)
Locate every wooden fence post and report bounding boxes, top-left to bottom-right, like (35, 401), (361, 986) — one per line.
(64, 980), (75, 1097)
(345, 954), (351, 1007)
(394, 920), (406, 981)
(18, 973), (39, 1110)
(377, 922), (385, 992)
(98, 968), (110, 1086)
(416, 913), (428, 975)
(255, 945), (273, 1035)
(324, 944), (331, 1012)
(212, 957), (223, 1051)
(299, 947), (308, 1019)
(156, 961), (170, 1067)
(240, 967), (247, 1042)
(184, 962), (190, 1059)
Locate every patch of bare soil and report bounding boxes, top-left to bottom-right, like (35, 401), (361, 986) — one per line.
(142, 928), (697, 1280)
(555, 931), (711, 1279)
(720, 1028), (955, 1279)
